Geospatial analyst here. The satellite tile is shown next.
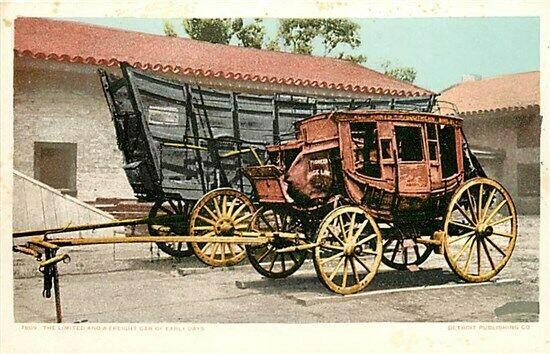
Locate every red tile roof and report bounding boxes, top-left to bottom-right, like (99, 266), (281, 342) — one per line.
(439, 71), (539, 115)
(14, 17), (433, 97)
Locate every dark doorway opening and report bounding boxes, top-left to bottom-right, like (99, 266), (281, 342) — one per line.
(34, 142), (77, 197)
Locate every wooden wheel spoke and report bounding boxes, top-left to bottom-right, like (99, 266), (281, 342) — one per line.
(236, 243), (246, 251)
(489, 215), (513, 227)
(481, 238), (496, 270)
(193, 225), (214, 231)
(212, 197), (222, 217)
(353, 255), (372, 273)
(478, 184), (484, 222)
(280, 254), (286, 273)
(209, 243), (219, 260)
(463, 239), (476, 274)
(321, 243), (344, 251)
(220, 243), (226, 261)
(257, 246), (273, 263)
(168, 200), (179, 213)
(452, 235), (475, 262)
(326, 226), (345, 246)
(227, 198), (237, 217)
(268, 253), (278, 272)
(234, 212), (252, 225)
(476, 238), (481, 275)
(449, 231), (475, 244)
(353, 220), (370, 240)
(221, 195), (228, 216)
(228, 243), (237, 258)
(484, 199), (507, 224)
(329, 256), (345, 281)
(159, 205), (174, 215)
(390, 241), (399, 262)
(196, 214), (217, 226)
(338, 215), (347, 242)
(348, 213), (356, 240)
(492, 231), (514, 239)
(203, 205), (218, 220)
(481, 188), (497, 222)
(455, 204), (476, 227)
(485, 236), (507, 257)
(449, 220), (476, 231)
(201, 242), (212, 253)
(350, 257), (360, 284)
(259, 213), (275, 231)
(232, 203), (247, 219)
(341, 258), (349, 288)
(320, 251), (344, 265)
(466, 189), (478, 224)
(355, 233), (377, 247)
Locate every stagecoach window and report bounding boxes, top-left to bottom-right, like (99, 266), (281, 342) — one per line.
(439, 125), (458, 177)
(350, 122), (381, 178)
(395, 126), (424, 162)
(380, 139), (392, 159)
(429, 141), (438, 161)
(427, 124), (437, 140)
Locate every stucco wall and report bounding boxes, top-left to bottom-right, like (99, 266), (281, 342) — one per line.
(13, 57), (134, 201)
(462, 108), (540, 214)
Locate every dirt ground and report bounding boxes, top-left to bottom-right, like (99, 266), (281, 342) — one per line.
(11, 215), (539, 323)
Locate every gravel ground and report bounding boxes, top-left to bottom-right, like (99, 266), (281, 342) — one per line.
(11, 215), (539, 323)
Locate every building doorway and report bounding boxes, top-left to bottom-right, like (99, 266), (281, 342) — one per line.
(34, 142), (77, 197)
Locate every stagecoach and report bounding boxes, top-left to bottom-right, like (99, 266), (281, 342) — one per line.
(226, 108), (518, 294)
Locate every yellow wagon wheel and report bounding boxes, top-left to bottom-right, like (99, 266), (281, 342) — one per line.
(313, 206), (383, 295)
(189, 188), (255, 267)
(443, 177), (517, 282)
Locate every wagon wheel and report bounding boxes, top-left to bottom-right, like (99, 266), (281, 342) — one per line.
(147, 199), (193, 258)
(246, 207), (308, 279)
(189, 188), (255, 267)
(313, 206), (383, 295)
(381, 226), (433, 270)
(443, 177), (517, 282)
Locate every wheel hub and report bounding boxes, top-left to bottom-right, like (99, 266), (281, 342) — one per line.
(215, 218), (235, 236)
(343, 242), (358, 256)
(475, 223), (493, 238)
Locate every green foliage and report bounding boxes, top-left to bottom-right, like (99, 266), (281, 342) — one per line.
(176, 18), (265, 48)
(163, 21), (178, 37)
(233, 19), (266, 49)
(338, 53), (368, 64)
(381, 60), (417, 83)
(182, 18), (233, 44)
(277, 19), (361, 56)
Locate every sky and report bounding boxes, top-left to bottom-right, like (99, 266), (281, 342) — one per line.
(71, 17), (539, 92)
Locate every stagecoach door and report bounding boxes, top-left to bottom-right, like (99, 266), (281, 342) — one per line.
(394, 124), (431, 193)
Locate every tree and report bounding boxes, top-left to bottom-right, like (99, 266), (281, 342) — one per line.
(381, 60), (417, 83)
(277, 19), (361, 57)
(232, 18), (266, 49)
(163, 21), (177, 37)
(165, 18), (266, 48)
(182, 18), (233, 44)
(164, 18), (368, 66)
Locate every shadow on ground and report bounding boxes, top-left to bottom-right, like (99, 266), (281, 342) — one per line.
(237, 267), (463, 295)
